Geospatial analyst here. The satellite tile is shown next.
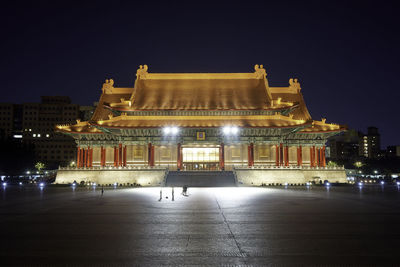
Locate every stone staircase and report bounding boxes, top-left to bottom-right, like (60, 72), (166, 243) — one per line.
(165, 171), (236, 187)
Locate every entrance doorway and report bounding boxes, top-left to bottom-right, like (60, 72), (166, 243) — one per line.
(182, 147), (220, 171)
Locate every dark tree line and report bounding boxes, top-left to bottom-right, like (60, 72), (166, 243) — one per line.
(0, 139), (35, 175)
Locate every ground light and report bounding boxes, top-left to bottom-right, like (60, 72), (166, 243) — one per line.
(19, 182), (23, 185)
(2, 182), (6, 187)
(326, 182), (330, 187)
(380, 181), (385, 185)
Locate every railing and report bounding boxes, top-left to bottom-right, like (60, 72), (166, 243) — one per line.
(59, 165), (168, 171)
(233, 164), (345, 170)
(59, 164), (344, 171)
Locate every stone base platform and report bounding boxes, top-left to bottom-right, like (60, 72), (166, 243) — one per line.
(55, 167), (347, 186)
(235, 168), (347, 185)
(55, 167), (167, 186)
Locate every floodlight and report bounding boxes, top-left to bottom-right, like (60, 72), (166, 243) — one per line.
(231, 126), (239, 134)
(171, 127), (179, 134)
(163, 127), (171, 134)
(223, 126), (231, 135)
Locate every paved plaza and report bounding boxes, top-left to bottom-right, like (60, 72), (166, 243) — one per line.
(1, 185), (400, 266)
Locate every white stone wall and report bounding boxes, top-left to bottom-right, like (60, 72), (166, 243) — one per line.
(55, 169), (166, 186)
(235, 169), (347, 185)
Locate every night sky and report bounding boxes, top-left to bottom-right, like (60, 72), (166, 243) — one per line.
(1, 1), (399, 147)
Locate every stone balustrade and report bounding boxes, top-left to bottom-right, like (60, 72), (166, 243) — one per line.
(59, 165), (167, 171)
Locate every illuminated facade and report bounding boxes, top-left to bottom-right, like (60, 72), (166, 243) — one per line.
(55, 65), (347, 185)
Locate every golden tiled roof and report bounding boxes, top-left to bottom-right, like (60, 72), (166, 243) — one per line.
(129, 78), (270, 110)
(56, 120), (102, 134)
(269, 79), (311, 121)
(56, 65), (345, 134)
(300, 119), (347, 133)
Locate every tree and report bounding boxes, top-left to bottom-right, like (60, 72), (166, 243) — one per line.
(327, 161), (338, 167)
(35, 162), (45, 174)
(354, 161), (363, 168)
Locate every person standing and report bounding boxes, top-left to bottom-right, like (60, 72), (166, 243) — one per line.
(172, 187), (174, 201)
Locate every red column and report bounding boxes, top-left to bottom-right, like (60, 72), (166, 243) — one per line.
(322, 146), (326, 167)
(101, 147), (105, 167)
(100, 146), (103, 167)
(104, 147), (107, 166)
(83, 148), (86, 168)
(77, 146), (81, 168)
(316, 147), (320, 167)
(177, 143), (182, 170)
(248, 143), (254, 167)
(147, 143), (152, 167)
(279, 143), (284, 166)
(296, 146), (300, 166)
(80, 148), (84, 168)
(312, 146), (316, 167)
(89, 147), (93, 167)
(100, 147), (102, 167)
(87, 147), (90, 167)
(299, 146), (303, 166)
(284, 146), (289, 166)
(114, 147), (118, 167)
(309, 147), (313, 167)
(123, 146), (127, 166)
(219, 143), (225, 170)
(118, 144), (123, 167)
(148, 143), (152, 167)
(150, 145), (155, 167)
(275, 145), (279, 166)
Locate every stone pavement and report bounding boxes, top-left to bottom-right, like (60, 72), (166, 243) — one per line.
(1, 185), (400, 266)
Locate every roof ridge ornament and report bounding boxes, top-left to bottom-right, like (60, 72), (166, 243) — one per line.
(136, 64), (149, 79)
(289, 78), (301, 92)
(254, 64), (267, 79)
(102, 79), (114, 94)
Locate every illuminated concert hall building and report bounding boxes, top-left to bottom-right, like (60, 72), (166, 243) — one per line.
(55, 65), (347, 185)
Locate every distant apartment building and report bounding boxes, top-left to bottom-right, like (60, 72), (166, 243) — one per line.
(0, 97), (95, 168)
(359, 127), (381, 159)
(0, 103), (14, 140)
